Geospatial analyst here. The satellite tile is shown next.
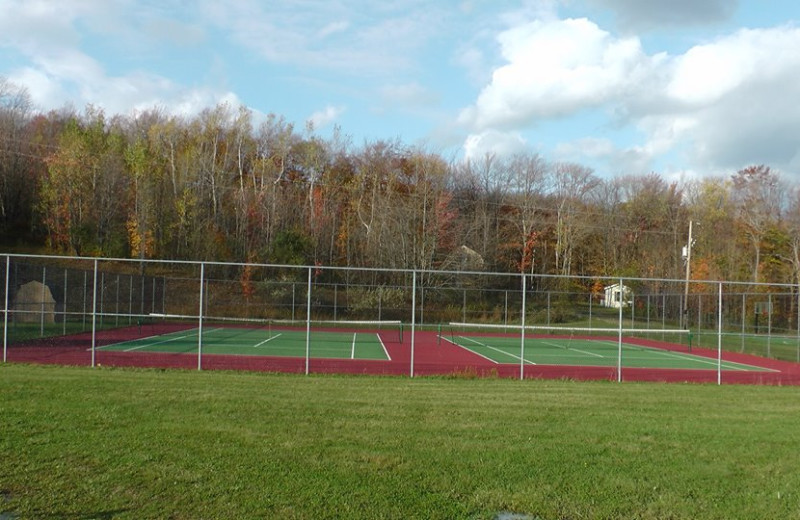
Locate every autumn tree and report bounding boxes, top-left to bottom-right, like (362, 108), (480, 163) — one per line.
(0, 78), (40, 243)
(731, 165), (785, 282)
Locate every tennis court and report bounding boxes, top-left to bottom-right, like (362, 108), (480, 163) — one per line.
(96, 321), (398, 361)
(441, 324), (773, 372)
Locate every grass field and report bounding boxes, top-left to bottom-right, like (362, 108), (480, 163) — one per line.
(3, 364), (800, 519)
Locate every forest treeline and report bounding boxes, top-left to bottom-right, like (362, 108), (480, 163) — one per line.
(1, 77), (799, 286)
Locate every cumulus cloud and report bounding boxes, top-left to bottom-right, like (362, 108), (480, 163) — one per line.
(463, 129), (528, 160)
(460, 14), (800, 176)
(662, 26), (800, 171)
(0, 0), (239, 117)
(458, 18), (655, 130)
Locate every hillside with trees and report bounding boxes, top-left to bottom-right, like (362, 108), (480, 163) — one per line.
(1, 77), (797, 286)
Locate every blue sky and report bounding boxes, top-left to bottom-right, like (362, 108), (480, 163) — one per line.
(2, 0), (800, 180)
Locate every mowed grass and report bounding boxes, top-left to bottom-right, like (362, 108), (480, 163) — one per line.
(2, 365), (800, 519)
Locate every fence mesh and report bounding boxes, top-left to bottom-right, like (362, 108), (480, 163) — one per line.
(3, 254), (800, 383)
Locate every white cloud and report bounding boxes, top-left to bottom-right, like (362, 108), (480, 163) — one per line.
(463, 130), (528, 160)
(458, 18), (654, 130)
(460, 14), (800, 177)
(661, 26), (800, 172)
(307, 105), (345, 130)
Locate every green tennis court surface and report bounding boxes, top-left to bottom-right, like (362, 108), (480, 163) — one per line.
(98, 326), (392, 360)
(442, 333), (773, 372)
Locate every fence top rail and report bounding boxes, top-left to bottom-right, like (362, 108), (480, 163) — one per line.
(4, 253), (799, 290)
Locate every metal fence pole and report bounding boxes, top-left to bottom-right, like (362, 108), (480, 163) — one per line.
(115, 274), (120, 327)
(520, 274), (526, 381)
(767, 293), (772, 358)
(504, 290), (508, 327)
(91, 260), (98, 368)
(3, 255), (9, 362)
(305, 268), (312, 375)
(462, 288), (466, 323)
(741, 293), (746, 352)
(411, 270), (417, 378)
(717, 282), (723, 385)
(546, 291), (550, 326)
(82, 270), (87, 331)
(197, 262), (205, 371)
(617, 277), (623, 383)
(63, 268), (68, 335)
(40, 267), (46, 337)
(129, 275), (134, 325)
(420, 283), (425, 325)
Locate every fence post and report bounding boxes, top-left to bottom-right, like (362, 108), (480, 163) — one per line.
(305, 268), (312, 375)
(129, 275), (134, 325)
(40, 267), (46, 337)
(91, 259), (98, 368)
(411, 270), (417, 378)
(741, 293), (746, 352)
(617, 277), (623, 383)
(63, 268), (68, 336)
(717, 282), (723, 385)
(520, 274), (526, 381)
(767, 293), (773, 358)
(462, 288), (466, 323)
(3, 255), (9, 362)
(197, 262), (205, 371)
(82, 270), (87, 331)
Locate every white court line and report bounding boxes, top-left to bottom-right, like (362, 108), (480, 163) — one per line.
(439, 335), (498, 364)
(589, 339), (777, 372)
(541, 340), (604, 358)
(254, 333), (282, 348)
(376, 333), (392, 361)
(123, 332), (196, 352)
(351, 333), (357, 359)
(99, 327), (221, 353)
(458, 336), (538, 365)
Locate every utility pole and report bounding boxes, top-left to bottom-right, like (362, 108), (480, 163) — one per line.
(682, 220), (694, 333)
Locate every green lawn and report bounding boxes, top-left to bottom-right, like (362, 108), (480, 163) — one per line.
(2, 364), (800, 519)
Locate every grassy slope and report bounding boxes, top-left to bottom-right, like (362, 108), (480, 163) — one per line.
(2, 364), (800, 519)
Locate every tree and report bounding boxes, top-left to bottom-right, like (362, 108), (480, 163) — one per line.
(550, 162), (600, 277)
(506, 153), (547, 275)
(40, 108), (130, 255)
(731, 165), (784, 283)
(0, 78), (39, 243)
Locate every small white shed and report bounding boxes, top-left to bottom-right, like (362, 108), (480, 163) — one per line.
(602, 283), (632, 309)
